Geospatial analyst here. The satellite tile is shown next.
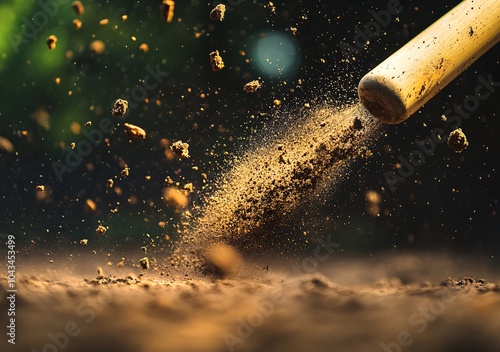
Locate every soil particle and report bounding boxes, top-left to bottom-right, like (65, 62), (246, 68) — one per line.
(112, 99), (128, 117)
(210, 4), (226, 21)
(209, 50), (225, 71)
(171, 140), (190, 159)
(124, 123), (146, 140)
(447, 128), (468, 153)
(95, 225), (107, 235)
(161, 0), (175, 23)
(72, 1), (84, 16)
(46, 35), (57, 50)
(244, 80), (262, 93)
(139, 257), (150, 270)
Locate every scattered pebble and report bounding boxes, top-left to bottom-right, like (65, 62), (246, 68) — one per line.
(80, 239), (88, 245)
(96, 225), (107, 235)
(99, 19), (109, 26)
(72, 1), (84, 16)
(139, 43), (149, 52)
(139, 257), (150, 270)
(46, 35), (57, 50)
(112, 99), (129, 117)
(73, 19), (82, 29)
(447, 128), (469, 153)
(106, 179), (114, 188)
(209, 50), (225, 71)
(244, 80), (261, 93)
(36, 185), (45, 192)
(210, 4), (226, 21)
(171, 140), (190, 159)
(161, 0), (175, 23)
(121, 167), (130, 177)
(124, 123), (146, 140)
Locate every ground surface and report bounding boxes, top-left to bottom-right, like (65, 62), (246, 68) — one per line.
(1, 254), (500, 352)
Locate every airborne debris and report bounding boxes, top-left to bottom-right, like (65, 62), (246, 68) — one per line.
(121, 167), (130, 177)
(209, 50), (225, 71)
(106, 179), (114, 188)
(46, 35), (58, 50)
(96, 225), (107, 235)
(80, 239), (88, 245)
(124, 123), (146, 140)
(447, 128), (469, 153)
(171, 140), (190, 159)
(244, 80), (261, 93)
(139, 257), (150, 270)
(161, 0), (175, 23)
(112, 99), (128, 117)
(72, 1), (84, 16)
(36, 185), (45, 192)
(210, 4), (226, 21)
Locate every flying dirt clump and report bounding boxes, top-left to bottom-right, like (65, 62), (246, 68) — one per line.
(447, 128), (468, 153)
(175, 103), (381, 273)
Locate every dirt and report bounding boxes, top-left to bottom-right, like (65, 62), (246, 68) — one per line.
(447, 128), (469, 153)
(175, 103), (380, 274)
(243, 80), (262, 93)
(209, 50), (225, 71)
(210, 4), (226, 21)
(3, 255), (500, 352)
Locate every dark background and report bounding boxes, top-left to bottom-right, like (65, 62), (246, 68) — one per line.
(0, 0), (498, 263)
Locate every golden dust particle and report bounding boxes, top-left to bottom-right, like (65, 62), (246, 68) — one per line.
(112, 99), (128, 116)
(85, 121), (92, 126)
(209, 50), (224, 71)
(68, 91), (73, 96)
(273, 99), (281, 107)
(170, 140), (190, 159)
(46, 35), (57, 50)
(73, 19), (82, 29)
(90, 40), (106, 54)
(243, 80), (261, 93)
(72, 1), (84, 16)
(320, 58), (326, 63)
(70, 122), (81, 135)
(55, 77), (61, 84)
(96, 224), (107, 235)
(124, 123), (146, 140)
(164, 234), (170, 241)
(65, 50), (74, 59)
(183, 183), (194, 193)
(145, 175), (152, 181)
(36, 185), (45, 192)
(139, 43), (149, 52)
(304, 102), (311, 108)
(205, 243), (243, 276)
(163, 187), (188, 208)
(121, 15), (128, 21)
(106, 178), (114, 188)
(131, 36), (137, 41)
(99, 18), (109, 26)
(290, 26), (297, 35)
(239, 50), (246, 56)
(97, 267), (104, 276)
(116, 260), (125, 267)
(161, 0), (175, 23)
(441, 114), (447, 121)
(80, 239), (88, 245)
(210, 4), (226, 21)
(49, 260), (54, 264)
(85, 198), (97, 212)
(121, 167), (130, 177)
(139, 257), (150, 270)
(70, 142), (76, 149)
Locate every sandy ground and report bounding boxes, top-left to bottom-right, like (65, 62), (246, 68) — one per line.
(1, 254), (500, 352)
